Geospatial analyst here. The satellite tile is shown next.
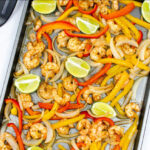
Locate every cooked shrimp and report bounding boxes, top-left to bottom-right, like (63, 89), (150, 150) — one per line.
(23, 50), (41, 70)
(41, 62), (60, 78)
(110, 0), (119, 10)
(77, 119), (91, 135)
(65, 18), (76, 25)
(18, 94), (33, 109)
(92, 93), (101, 101)
(107, 20), (121, 35)
(83, 89), (93, 104)
(38, 82), (53, 99)
(125, 102), (140, 119)
(57, 31), (70, 48)
(108, 125), (124, 145)
(79, 0), (94, 10)
(59, 0), (69, 6)
(63, 76), (77, 92)
(34, 19), (42, 31)
(27, 123), (47, 140)
(77, 135), (91, 150)
(57, 126), (70, 135)
(145, 48), (150, 60)
(52, 88), (70, 105)
(90, 36), (107, 47)
(29, 33), (36, 42)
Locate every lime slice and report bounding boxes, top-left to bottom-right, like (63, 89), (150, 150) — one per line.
(27, 146), (43, 150)
(15, 74), (40, 94)
(76, 17), (100, 34)
(65, 57), (90, 78)
(91, 102), (116, 118)
(32, 0), (56, 14)
(142, 0), (150, 23)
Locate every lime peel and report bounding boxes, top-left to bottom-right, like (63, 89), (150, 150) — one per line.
(142, 1), (150, 23)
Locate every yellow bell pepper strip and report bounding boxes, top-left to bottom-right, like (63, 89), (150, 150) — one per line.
(101, 71), (129, 103)
(52, 114), (85, 129)
(119, 17), (139, 40)
(57, 6), (78, 21)
(24, 114), (41, 120)
(58, 144), (66, 150)
(126, 14), (150, 29)
(119, 0), (142, 7)
(37, 21), (80, 41)
(101, 3), (135, 20)
(58, 83), (63, 97)
(111, 79), (134, 106)
(107, 65), (120, 75)
(90, 142), (98, 150)
(106, 31), (111, 43)
(120, 115), (138, 150)
(101, 142), (108, 150)
(115, 103), (126, 116)
(114, 18), (132, 39)
(97, 58), (133, 68)
(42, 102), (59, 121)
(96, 142), (101, 149)
(130, 55), (150, 71)
(101, 66), (127, 86)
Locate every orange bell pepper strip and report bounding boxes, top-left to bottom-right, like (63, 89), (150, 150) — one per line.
(112, 145), (120, 150)
(101, 3), (135, 20)
(64, 25), (109, 38)
(137, 30), (143, 44)
(73, 0), (98, 14)
(7, 123), (25, 150)
(74, 63), (111, 86)
(71, 142), (86, 150)
(5, 99), (23, 133)
(43, 33), (53, 62)
(26, 107), (40, 116)
(94, 117), (114, 126)
(37, 21), (79, 41)
(57, 102), (70, 113)
(65, 0), (73, 11)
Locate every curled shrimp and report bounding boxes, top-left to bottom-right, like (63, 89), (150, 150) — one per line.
(79, 0), (94, 10)
(34, 19), (42, 31)
(57, 126), (70, 135)
(18, 94), (33, 109)
(59, 0), (69, 6)
(110, 0), (119, 10)
(65, 17), (76, 25)
(125, 102), (140, 119)
(77, 119), (91, 135)
(38, 82), (53, 100)
(63, 76), (77, 92)
(108, 125), (124, 145)
(52, 88), (70, 105)
(90, 36), (107, 47)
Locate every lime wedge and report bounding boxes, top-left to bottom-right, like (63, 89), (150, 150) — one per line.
(32, 0), (56, 14)
(76, 17), (100, 34)
(142, 0), (150, 23)
(91, 102), (116, 118)
(27, 146), (43, 150)
(15, 74), (40, 94)
(65, 57), (90, 78)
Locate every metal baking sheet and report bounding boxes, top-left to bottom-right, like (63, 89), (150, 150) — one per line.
(0, 1), (150, 150)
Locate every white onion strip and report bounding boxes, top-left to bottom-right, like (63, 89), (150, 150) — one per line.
(116, 40), (138, 47)
(4, 103), (11, 120)
(71, 139), (79, 150)
(40, 15), (58, 23)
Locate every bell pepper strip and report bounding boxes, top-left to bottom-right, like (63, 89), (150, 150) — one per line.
(137, 30), (143, 44)
(119, 0), (142, 7)
(112, 145), (121, 150)
(43, 33), (53, 62)
(101, 71), (129, 103)
(23, 114), (41, 120)
(37, 21), (79, 41)
(114, 18), (132, 39)
(90, 142), (100, 150)
(64, 24), (109, 39)
(101, 3), (135, 20)
(42, 102), (59, 121)
(107, 65), (120, 75)
(126, 14), (150, 29)
(5, 99), (23, 133)
(94, 117), (114, 126)
(73, 0), (98, 14)
(101, 142), (108, 150)
(57, 6), (78, 21)
(77, 87), (89, 104)
(119, 17), (139, 40)
(97, 58), (133, 68)
(74, 63), (111, 87)
(80, 111), (95, 120)
(120, 115), (138, 150)
(65, 0), (73, 11)
(71, 142), (86, 150)
(57, 102), (70, 113)
(7, 123), (25, 150)
(83, 43), (92, 57)
(52, 114), (85, 129)
(68, 103), (84, 109)
(26, 107), (40, 116)
(115, 103), (126, 116)
(111, 79), (134, 106)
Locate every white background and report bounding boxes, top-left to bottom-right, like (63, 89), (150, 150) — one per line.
(0, 1), (149, 149)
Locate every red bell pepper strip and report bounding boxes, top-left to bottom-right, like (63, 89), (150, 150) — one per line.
(77, 87), (89, 104)
(26, 107), (40, 116)
(57, 102), (70, 113)
(7, 123), (25, 150)
(80, 111), (95, 119)
(137, 30), (143, 44)
(37, 21), (80, 41)
(101, 3), (135, 20)
(74, 63), (111, 86)
(112, 145), (120, 150)
(64, 25), (109, 39)
(94, 117), (114, 126)
(83, 43), (92, 57)
(68, 103), (84, 109)
(71, 142), (86, 150)
(5, 99), (23, 133)
(65, 0), (73, 11)
(43, 33), (53, 62)
(73, 0), (98, 14)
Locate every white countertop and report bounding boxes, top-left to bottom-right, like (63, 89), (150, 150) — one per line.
(0, 1), (150, 149)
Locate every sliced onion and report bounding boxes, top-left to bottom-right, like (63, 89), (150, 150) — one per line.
(148, 30), (150, 39)
(57, 0), (64, 13)
(115, 108), (127, 119)
(10, 84), (16, 99)
(58, 132), (79, 138)
(116, 40), (138, 47)
(17, 94), (23, 111)
(87, 110), (106, 118)
(30, 10), (36, 21)
(56, 109), (80, 119)
(71, 139), (79, 150)
(18, 60), (29, 74)
(4, 103), (11, 120)
(0, 120), (8, 135)
(32, 105), (40, 110)
(40, 15), (57, 23)
(43, 121), (54, 143)
(61, 70), (68, 80)
(122, 91), (132, 110)
(116, 47), (124, 58)
(84, 58), (103, 67)
(43, 51), (48, 65)
(138, 39), (150, 61)
(14, 69), (24, 77)
(22, 132), (43, 146)
(128, 130), (138, 150)
(55, 138), (71, 145)
(58, 46), (71, 54)
(110, 37), (122, 59)
(115, 119), (131, 126)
